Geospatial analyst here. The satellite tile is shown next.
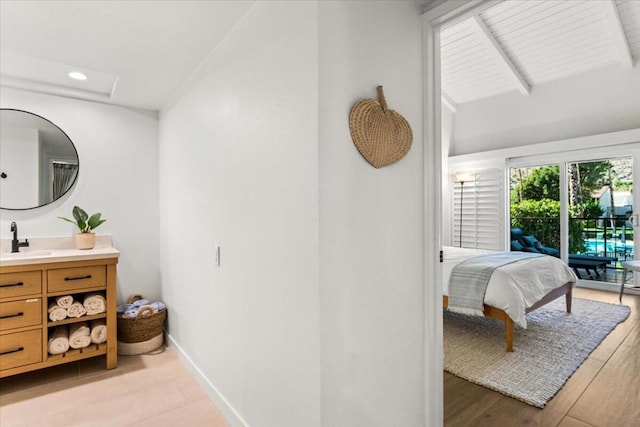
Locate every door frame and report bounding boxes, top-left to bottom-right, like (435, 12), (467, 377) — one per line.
(421, 2), (501, 425)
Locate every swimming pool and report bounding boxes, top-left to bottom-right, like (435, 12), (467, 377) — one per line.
(584, 239), (634, 257)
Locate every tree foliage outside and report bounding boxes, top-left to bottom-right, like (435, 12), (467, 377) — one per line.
(511, 165), (560, 203)
(511, 161), (612, 211)
(575, 161), (612, 203)
(510, 158), (632, 257)
(510, 161), (614, 253)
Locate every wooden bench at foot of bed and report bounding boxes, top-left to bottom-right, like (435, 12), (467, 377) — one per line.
(443, 282), (573, 352)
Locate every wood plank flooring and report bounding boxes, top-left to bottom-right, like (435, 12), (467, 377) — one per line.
(445, 286), (640, 427)
(1, 286), (636, 426)
(0, 346), (228, 426)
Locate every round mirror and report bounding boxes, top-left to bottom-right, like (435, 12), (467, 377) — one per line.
(0, 109), (79, 210)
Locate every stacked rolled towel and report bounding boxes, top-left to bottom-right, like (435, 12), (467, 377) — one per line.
(67, 301), (87, 318)
(118, 301), (166, 319)
(90, 319), (107, 344)
(69, 322), (91, 349)
(48, 302), (68, 322)
(48, 326), (70, 355)
(56, 295), (74, 309)
(83, 293), (106, 315)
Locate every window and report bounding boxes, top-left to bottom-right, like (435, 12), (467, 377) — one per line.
(452, 167), (504, 250)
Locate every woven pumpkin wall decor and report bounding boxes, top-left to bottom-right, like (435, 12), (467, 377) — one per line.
(349, 85), (413, 169)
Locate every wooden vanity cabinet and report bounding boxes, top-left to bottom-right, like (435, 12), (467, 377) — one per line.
(0, 257), (117, 377)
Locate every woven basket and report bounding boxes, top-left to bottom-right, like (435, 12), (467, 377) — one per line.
(349, 85), (413, 169)
(117, 333), (164, 356)
(117, 294), (166, 344)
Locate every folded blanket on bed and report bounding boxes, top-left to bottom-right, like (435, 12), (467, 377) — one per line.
(48, 302), (68, 322)
(55, 295), (74, 309)
(83, 293), (106, 315)
(90, 319), (107, 344)
(69, 322), (91, 349)
(48, 326), (70, 355)
(448, 252), (544, 317)
(67, 301), (87, 318)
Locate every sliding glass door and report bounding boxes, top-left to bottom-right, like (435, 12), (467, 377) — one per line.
(510, 150), (636, 288)
(567, 157), (634, 283)
(509, 164), (562, 258)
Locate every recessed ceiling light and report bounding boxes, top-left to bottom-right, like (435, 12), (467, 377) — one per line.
(68, 71), (87, 81)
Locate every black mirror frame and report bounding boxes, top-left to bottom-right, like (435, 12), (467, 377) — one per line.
(0, 108), (80, 211)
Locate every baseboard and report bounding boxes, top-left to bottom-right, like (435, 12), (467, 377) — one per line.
(166, 334), (249, 427)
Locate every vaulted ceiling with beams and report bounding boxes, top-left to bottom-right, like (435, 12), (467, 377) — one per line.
(440, 0), (640, 111)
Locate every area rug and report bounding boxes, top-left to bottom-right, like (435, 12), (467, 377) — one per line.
(443, 297), (630, 408)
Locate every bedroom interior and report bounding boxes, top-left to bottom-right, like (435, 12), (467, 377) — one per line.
(436, 0), (640, 425)
(0, 1), (638, 426)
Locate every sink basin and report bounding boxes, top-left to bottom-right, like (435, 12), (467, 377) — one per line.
(0, 250), (53, 260)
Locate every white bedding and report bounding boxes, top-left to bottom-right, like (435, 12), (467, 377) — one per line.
(443, 246), (577, 328)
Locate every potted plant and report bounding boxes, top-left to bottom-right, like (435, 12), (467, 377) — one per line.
(58, 206), (106, 250)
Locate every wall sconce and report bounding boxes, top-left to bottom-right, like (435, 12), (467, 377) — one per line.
(454, 173), (474, 247)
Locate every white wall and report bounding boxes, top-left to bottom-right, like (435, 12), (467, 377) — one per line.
(0, 88), (160, 301)
(0, 125), (39, 208)
(452, 64), (640, 155)
(159, 2), (320, 426)
(160, 1), (426, 426)
(318, 2), (424, 426)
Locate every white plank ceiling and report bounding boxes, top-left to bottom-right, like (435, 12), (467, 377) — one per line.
(441, 0), (640, 105)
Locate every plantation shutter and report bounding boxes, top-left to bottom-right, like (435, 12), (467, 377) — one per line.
(452, 168), (504, 250)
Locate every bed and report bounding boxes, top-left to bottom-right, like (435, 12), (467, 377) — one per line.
(442, 246), (578, 352)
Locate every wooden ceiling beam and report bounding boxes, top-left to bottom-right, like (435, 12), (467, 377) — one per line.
(602, 0), (634, 68)
(469, 14), (530, 96)
(441, 92), (458, 113)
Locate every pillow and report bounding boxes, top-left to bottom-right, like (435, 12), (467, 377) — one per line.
(543, 247), (560, 258)
(519, 235), (539, 247)
(522, 246), (542, 253)
(510, 240), (525, 251)
(510, 228), (525, 240)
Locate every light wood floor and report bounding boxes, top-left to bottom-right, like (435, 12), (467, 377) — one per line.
(0, 346), (228, 427)
(2, 288), (636, 426)
(445, 286), (640, 427)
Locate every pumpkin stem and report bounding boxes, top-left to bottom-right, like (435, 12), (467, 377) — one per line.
(377, 85), (388, 112)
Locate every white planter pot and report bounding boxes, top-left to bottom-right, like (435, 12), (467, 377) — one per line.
(75, 233), (96, 250)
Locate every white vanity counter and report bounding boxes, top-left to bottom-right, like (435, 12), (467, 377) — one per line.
(0, 235), (119, 267)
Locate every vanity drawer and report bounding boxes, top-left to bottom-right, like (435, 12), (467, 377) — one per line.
(0, 298), (42, 331)
(0, 329), (42, 371)
(48, 266), (106, 293)
(0, 271), (42, 299)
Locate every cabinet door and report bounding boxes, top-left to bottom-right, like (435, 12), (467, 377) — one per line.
(48, 266), (106, 292)
(0, 271), (42, 299)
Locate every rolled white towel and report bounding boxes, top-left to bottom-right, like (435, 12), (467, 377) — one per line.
(90, 319), (107, 344)
(48, 302), (68, 322)
(67, 301), (87, 318)
(69, 322), (91, 349)
(55, 295), (74, 309)
(48, 326), (70, 355)
(83, 293), (106, 315)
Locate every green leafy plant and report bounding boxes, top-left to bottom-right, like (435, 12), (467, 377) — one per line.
(58, 206), (106, 233)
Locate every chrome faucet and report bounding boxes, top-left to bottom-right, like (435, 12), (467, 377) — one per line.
(10, 222), (29, 253)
